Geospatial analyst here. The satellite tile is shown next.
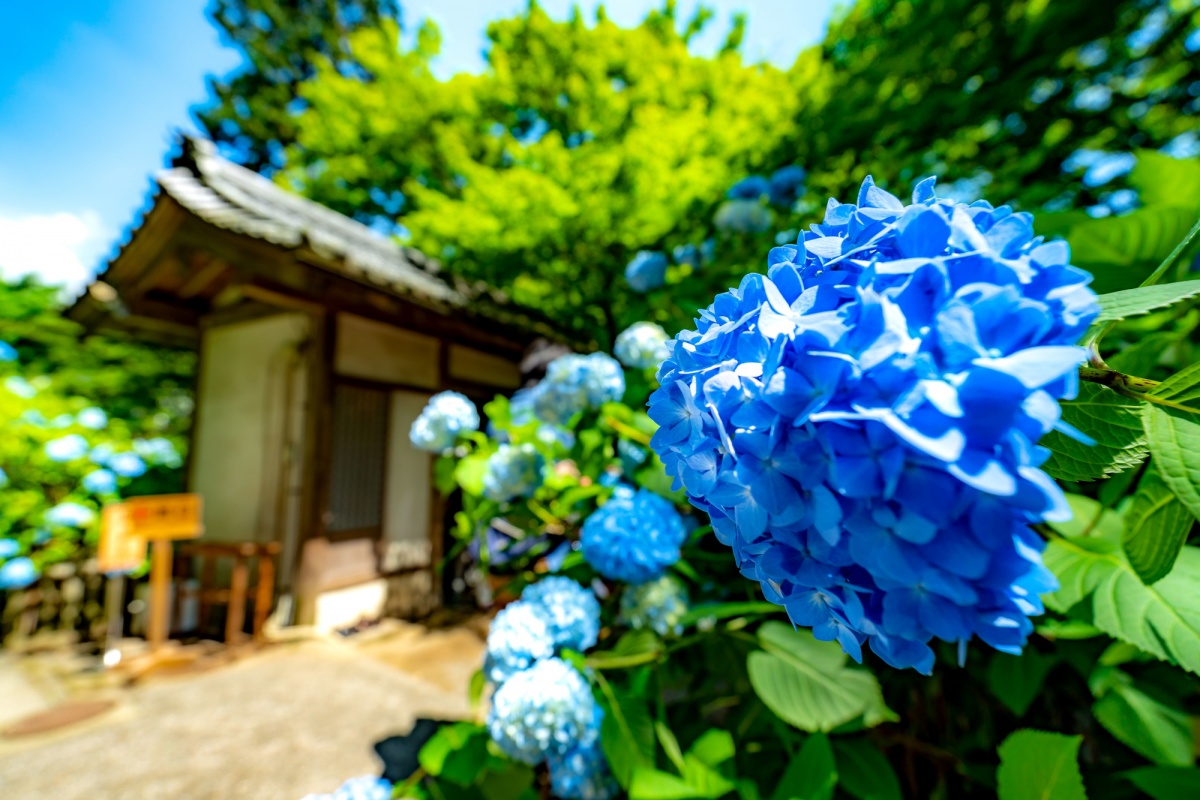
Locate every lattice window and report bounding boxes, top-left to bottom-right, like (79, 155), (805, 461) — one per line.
(327, 384), (388, 534)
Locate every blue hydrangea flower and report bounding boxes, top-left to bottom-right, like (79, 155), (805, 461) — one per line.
(300, 775), (393, 800)
(0, 538), (19, 559)
(714, 200), (772, 234)
(76, 407), (108, 430)
(45, 434), (89, 462)
(0, 466), (7, 488)
(486, 657), (601, 765)
(410, 391), (480, 452)
(0, 341), (16, 362)
(46, 502), (96, 528)
(581, 487), (687, 584)
(134, 437), (182, 468)
(109, 452), (147, 478)
(485, 601), (555, 684)
(648, 175), (1098, 673)
(617, 439), (648, 475)
(483, 444), (545, 502)
(5, 376), (37, 398)
(0, 557), (39, 590)
(521, 576), (601, 653)
(626, 251), (669, 293)
(614, 322), (671, 370)
(619, 574), (690, 637)
(727, 175), (770, 200)
(548, 737), (619, 800)
(83, 469), (118, 495)
(768, 165), (808, 208)
(530, 353), (625, 425)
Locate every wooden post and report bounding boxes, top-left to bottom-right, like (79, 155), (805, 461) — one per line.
(104, 574), (126, 652)
(148, 539), (173, 651)
(226, 555), (249, 644)
(253, 553), (275, 638)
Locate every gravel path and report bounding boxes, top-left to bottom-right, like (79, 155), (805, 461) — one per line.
(0, 636), (481, 799)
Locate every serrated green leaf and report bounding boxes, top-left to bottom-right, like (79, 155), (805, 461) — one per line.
(1093, 279), (1200, 323)
(771, 733), (837, 800)
(1050, 205), (1200, 293)
(1043, 539), (1200, 675)
(832, 739), (902, 800)
(1122, 766), (1200, 799)
(1041, 383), (1148, 482)
(986, 650), (1060, 717)
(1093, 682), (1195, 766)
(748, 622), (890, 733)
(1144, 363), (1200, 522)
(1123, 467), (1194, 584)
(996, 730), (1087, 800)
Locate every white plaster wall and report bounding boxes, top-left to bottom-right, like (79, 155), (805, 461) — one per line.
(382, 390), (433, 572)
(190, 313), (310, 546)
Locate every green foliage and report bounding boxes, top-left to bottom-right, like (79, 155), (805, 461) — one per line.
(1094, 279), (1200, 324)
(1042, 383), (1149, 482)
(1123, 466), (1193, 584)
(1092, 672), (1194, 766)
(1122, 766), (1200, 800)
(996, 730), (1087, 800)
(770, 733), (836, 800)
(831, 738), (901, 800)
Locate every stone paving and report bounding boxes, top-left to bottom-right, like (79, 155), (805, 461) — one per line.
(0, 623), (485, 799)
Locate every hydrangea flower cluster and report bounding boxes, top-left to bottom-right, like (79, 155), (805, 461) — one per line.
(614, 322), (671, 370)
(0, 557), (38, 590)
(648, 175), (1099, 673)
(484, 577), (600, 682)
(300, 775), (392, 800)
(485, 601), (555, 683)
(549, 738), (618, 800)
(45, 502), (96, 528)
(581, 486), (687, 584)
(409, 391), (480, 452)
(714, 200), (772, 234)
(487, 657), (603, 767)
(625, 250), (668, 292)
(483, 443), (545, 502)
(768, 165), (808, 208)
(520, 352), (625, 425)
(619, 574), (690, 636)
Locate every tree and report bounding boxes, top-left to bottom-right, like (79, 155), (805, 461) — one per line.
(196, 0), (402, 172)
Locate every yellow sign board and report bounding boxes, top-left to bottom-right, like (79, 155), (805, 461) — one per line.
(97, 504), (147, 574)
(125, 493), (204, 540)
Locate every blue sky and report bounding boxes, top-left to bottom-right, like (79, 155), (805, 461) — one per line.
(0, 0), (836, 292)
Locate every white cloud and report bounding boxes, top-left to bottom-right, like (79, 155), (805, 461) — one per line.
(0, 210), (110, 295)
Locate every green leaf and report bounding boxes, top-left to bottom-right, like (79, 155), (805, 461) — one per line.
(687, 729), (735, 772)
(628, 768), (700, 800)
(468, 668), (486, 709)
(1122, 766), (1200, 800)
(679, 601), (783, 627)
(588, 629), (664, 669)
(1144, 363), (1200, 522)
(656, 721), (687, 774)
(1128, 151), (1200, 209)
(986, 650), (1059, 717)
(1093, 279), (1200, 323)
(1041, 384), (1149, 482)
(680, 755), (737, 799)
(771, 733), (837, 800)
(419, 723), (489, 786)
(435, 454), (459, 495)
(1035, 619), (1103, 641)
(1093, 681), (1195, 766)
(996, 730), (1087, 800)
(748, 622), (891, 733)
(832, 739), (902, 800)
(454, 453), (490, 496)
(1043, 538), (1200, 675)
(600, 685), (656, 788)
(478, 762), (535, 800)
(1123, 466), (1194, 583)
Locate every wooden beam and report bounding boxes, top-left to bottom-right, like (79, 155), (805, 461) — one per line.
(177, 254), (231, 300)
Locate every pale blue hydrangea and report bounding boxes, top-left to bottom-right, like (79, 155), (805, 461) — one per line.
(531, 353), (625, 425)
(483, 444), (545, 502)
(46, 502), (96, 528)
(0, 466), (7, 488)
(134, 437), (183, 468)
(521, 576), (601, 653)
(5, 376), (37, 398)
(0, 539), (19, 559)
(714, 199), (772, 234)
(727, 175), (770, 200)
(581, 488), (687, 584)
(76, 407), (108, 430)
(109, 452), (147, 478)
(614, 322), (670, 370)
(548, 737), (618, 800)
(0, 341), (17, 362)
(83, 469), (118, 495)
(300, 775), (392, 800)
(89, 443), (115, 466)
(648, 175), (1098, 673)
(625, 251), (668, 293)
(45, 434), (89, 462)
(619, 574), (690, 637)
(486, 657), (601, 765)
(1162, 131), (1200, 160)
(410, 391), (480, 452)
(0, 557), (38, 590)
(485, 601), (555, 684)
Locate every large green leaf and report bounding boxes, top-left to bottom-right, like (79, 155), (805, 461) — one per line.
(628, 767), (702, 800)
(1122, 466), (1194, 584)
(418, 722), (490, 786)
(1041, 383), (1148, 482)
(986, 650), (1059, 717)
(1093, 279), (1200, 323)
(996, 730), (1087, 800)
(1128, 151), (1200, 209)
(1143, 362), (1200, 522)
(771, 733), (837, 800)
(1043, 538), (1200, 675)
(1093, 681), (1195, 766)
(1122, 766), (1200, 800)
(600, 686), (657, 788)
(747, 622), (892, 733)
(831, 739), (902, 800)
